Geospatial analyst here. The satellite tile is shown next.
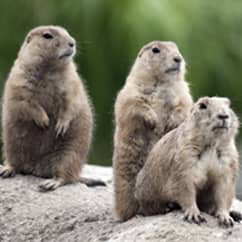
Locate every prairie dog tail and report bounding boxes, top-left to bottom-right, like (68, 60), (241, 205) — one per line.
(79, 177), (106, 187)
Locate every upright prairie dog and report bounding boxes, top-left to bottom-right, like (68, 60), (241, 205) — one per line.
(135, 97), (240, 227)
(0, 26), (105, 191)
(113, 41), (193, 221)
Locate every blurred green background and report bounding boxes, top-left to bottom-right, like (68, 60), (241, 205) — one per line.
(0, 0), (242, 171)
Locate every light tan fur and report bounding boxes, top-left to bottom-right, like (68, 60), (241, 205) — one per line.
(113, 41), (193, 221)
(0, 26), (105, 191)
(135, 97), (240, 227)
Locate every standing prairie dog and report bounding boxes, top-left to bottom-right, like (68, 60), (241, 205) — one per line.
(135, 97), (240, 227)
(113, 41), (193, 221)
(0, 26), (105, 191)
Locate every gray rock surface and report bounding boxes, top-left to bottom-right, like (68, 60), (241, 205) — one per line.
(0, 165), (241, 242)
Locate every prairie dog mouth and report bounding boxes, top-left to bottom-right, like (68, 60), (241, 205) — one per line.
(165, 64), (180, 73)
(212, 125), (229, 131)
(212, 118), (230, 131)
(59, 49), (74, 59)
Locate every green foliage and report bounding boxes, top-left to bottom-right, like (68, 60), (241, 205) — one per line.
(0, 0), (242, 165)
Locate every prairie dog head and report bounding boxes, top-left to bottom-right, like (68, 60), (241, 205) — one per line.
(131, 41), (185, 83)
(18, 26), (76, 68)
(189, 97), (239, 141)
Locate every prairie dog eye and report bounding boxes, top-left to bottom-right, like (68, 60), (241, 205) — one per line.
(199, 103), (207, 110)
(152, 47), (160, 54)
(42, 33), (53, 39)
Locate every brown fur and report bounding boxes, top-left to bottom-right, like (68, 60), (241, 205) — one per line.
(0, 26), (105, 191)
(113, 41), (193, 221)
(135, 97), (240, 227)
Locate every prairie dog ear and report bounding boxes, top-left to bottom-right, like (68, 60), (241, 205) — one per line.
(222, 97), (231, 107)
(138, 46), (150, 58)
(26, 35), (32, 44)
(197, 96), (210, 105)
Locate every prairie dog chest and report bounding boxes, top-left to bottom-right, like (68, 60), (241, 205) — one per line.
(149, 86), (177, 116)
(148, 86), (183, 133)
(191, 148), (229, 187)
(33, 78), (66, 115)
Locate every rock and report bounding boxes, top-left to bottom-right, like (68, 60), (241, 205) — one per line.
(0, 165), (241, 242)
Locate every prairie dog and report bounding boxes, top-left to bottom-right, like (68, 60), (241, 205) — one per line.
(135, 97), (240, 227)
(0, 26), (105, 191)
(113, 41), (193, 221)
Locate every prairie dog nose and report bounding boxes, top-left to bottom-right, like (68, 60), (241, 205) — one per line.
(69, 42), (75, 48)
(217, 114), (229, 120)
(173, 56), (181, 63)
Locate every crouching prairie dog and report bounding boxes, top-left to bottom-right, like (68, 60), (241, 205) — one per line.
(113, 41), (193, 221)
(0, 26), (105, 191)
(135, 97), (241, 227)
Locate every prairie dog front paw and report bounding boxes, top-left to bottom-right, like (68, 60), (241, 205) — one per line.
(39, 179), (63, 192)
(216, 211), (234, 228)
(143, 109), (158, 129)
(184, 207), (206, 224)
(55, 118), (71, 137)
(34, 109), (49, 129)
(0, 165), (16, 178)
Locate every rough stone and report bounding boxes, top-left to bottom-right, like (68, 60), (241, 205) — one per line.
(0, 165), (241, 242)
